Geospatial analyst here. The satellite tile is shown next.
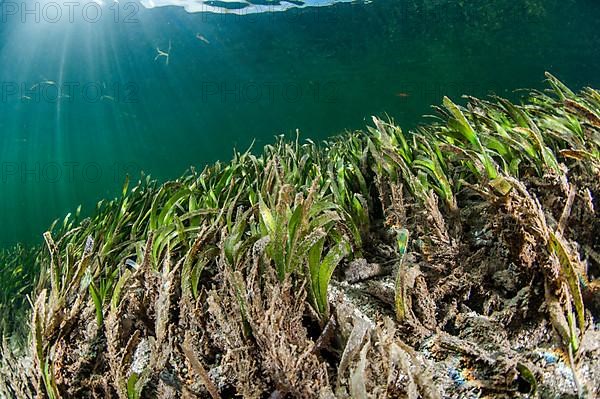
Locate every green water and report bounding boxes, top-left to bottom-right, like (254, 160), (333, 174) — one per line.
(0, 0), (599, 246)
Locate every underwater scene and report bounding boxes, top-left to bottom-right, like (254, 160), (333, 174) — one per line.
(1, 0), (600, 246)
(0, 0), (599, 398)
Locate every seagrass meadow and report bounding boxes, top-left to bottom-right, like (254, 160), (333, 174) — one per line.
(0, 74), (599, 398)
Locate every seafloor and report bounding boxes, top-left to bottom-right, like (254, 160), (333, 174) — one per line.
(1, 75), (599, 398)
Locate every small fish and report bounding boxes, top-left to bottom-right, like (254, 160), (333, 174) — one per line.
(155, 40), (172, 65)
(21, 95), (31, 101)
(30, 80), (57, 90)
(101, 95), (115, 101)
(395, 92), (410, 98)
(196, 34), (210, 44)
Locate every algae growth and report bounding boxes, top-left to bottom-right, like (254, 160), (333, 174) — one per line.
(0, 74), (599, 398)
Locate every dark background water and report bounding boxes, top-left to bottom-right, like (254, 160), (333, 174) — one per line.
(0, 0), (599, 246)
